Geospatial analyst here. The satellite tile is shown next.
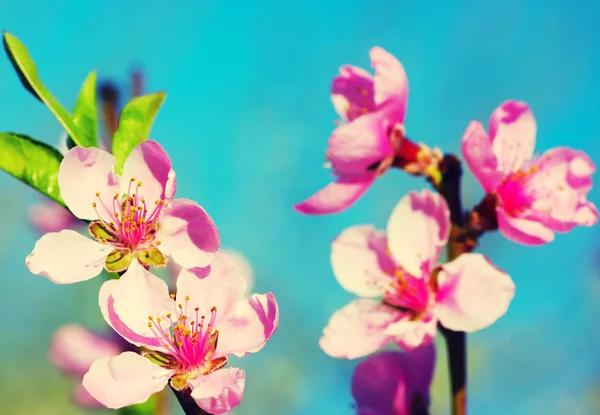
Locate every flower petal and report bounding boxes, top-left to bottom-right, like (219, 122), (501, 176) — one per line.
(370, 46), (408, 113)
(49, 324), (121, 377)
(496, 206), (554, 245)
(386, 190), (450, 277)
(99, 261), (175, 351)
(489, 100), (536, 174)
(121, 140), (177, 204)
(351, 345), (435, 415)
(331, 225), (393, 297)
(176, 252), (247, 324)
(216, 292), (279, 358)
(386, 314), (438, 351)
(436, 253), (515, 332)
(157, 198), (220, 269)
(28, 201), (80, 234)
(461, 121), (504, 192)
(319, 299), (402, 359)
(189, 368), (245, 415)
(331, 65), (376, 121)
(327, 112), (392, 175)
(82, 351), (173, 409)
(294, 176), (375, 215)
(26, 230), (111, 284)
(58, 146), (120, 221)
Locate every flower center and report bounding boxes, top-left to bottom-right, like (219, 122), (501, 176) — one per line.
(383, 268), (432, 318)
(146, 296), (227, 390)
(496, 165), (540, 217)
(89, 177), (168, 271)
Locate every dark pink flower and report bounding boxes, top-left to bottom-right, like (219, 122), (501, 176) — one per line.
(462, 100), (598, 245)
(295, 47), (409, 215)
(352, 345), (435, 415)
(28, 201), (81, 234)
(25, 140), (220, 283)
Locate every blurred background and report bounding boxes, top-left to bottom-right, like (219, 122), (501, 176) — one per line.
(1, 0), (600, 414)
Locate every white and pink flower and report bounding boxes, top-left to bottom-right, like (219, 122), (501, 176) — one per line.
(320, 190), (515, 359)
(25, 140), (220, 283)
(82, 253), (279, 414)
(462, 100), (598, 245)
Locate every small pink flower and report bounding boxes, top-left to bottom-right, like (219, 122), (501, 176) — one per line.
(320, 190), (515, 358)
(25, 140), (220, 283)
(28, 201), (81, 234)
(82, 253), (279, 414)
(49, 324), (123, 408)
(294, 47), (409, 215)
(462, 100), (598, 245)
(352, 344), (435, 415)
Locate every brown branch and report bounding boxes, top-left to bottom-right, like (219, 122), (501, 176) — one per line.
(436, 154), (467, 415)
(170, 385), (212, 415)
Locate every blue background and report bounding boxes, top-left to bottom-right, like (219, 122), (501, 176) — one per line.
(1, 0), (599, 414)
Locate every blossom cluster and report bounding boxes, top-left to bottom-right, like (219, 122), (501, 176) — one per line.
(27, 141), (279, 414)
(295, 47), (597, 413)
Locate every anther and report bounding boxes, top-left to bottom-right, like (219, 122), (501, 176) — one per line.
(195, 307), (199, 311)
(178, 304), (183, 309)
(131, 177), (136, 182)
(156, 241), (162, 246)
(147, 322), (153, 327)
(92, 202), (97, 207)
(156, 317), (161, 323)
(138, 181), (142, 186)
(170, 294), (175, 299)
(166, 313), (172, 318)
(185, 296), (190, 301)
(95, 192), (100, 196)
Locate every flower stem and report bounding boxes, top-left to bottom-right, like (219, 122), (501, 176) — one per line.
(170, 385), (211, 415)
(436, 154), (467, 415)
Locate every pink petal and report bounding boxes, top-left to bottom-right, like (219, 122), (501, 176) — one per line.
(488, 100), (536, 174)
(331, 225), (393, 297)
(575, 202), (599, 227)
(28, 201), (80, 234)
(216, 292), (279, 358)
(370, 46), (408, 113)
(331, 65), (376, 121)
(73, 384), (105, 408)
(49, 324), (121, 377)
(121, 140), (177, 204)
(496, 206), (554, 245)
(386, 190), (450, 277)
(189, 368), (246, 415)
(99, 261), (175, 351)
(157, 198), (220, 269)
(351, 345), (435, 415)
(436, 253), (515, 332)
(58, 146), (120, 222)
(319, 299), (402, 359)
(26, 230), (112, 284)
(294, 176), (375, 215)
(461, 121), (504, 192)
(176, 252), (247, 325)
(82, 351), (174, 409)
(327, 112), (392, 175)
(386, 314), (438, 351)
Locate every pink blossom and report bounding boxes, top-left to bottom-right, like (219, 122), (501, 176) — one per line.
(25, 140), (220, 283)
(462, 100), (598, 245)
(352, 344), (435, 415)
(320, 190), (515, 358)
(82, 253), (279, 414)
(294, 47), (409, 215)
(49, 324), (123, 408)
(28, 201), (81, 234)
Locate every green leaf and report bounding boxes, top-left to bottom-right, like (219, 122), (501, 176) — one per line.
(116, 394), (158, 415)
(112, 92), (166, 174)
(70, 71), (98, 148)
(2, 32), (85, 147)
(0, 132), (65, 206)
